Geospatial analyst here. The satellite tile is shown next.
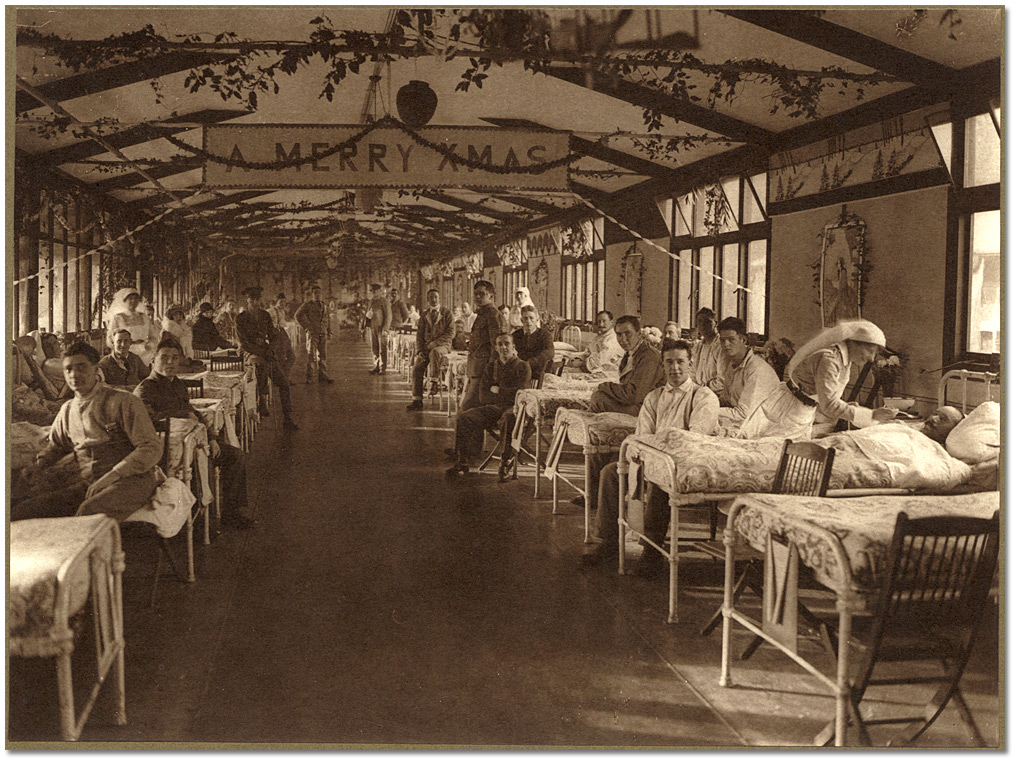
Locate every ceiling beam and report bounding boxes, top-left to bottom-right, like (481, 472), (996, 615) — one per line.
(91, 157), (203, 192)
(418, 191), (521, 223)
(28, 108), (248, 168)
(544, 65), (774, 146)
(125, 189), (269, 216)
(481, 116), (669, 179)
(488, 194), (565, 216)
(16, 52), (233, 113)
(718, 10), (955, 92)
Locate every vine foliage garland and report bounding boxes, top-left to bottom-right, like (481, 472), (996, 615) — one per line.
(16, 8), (919, 137)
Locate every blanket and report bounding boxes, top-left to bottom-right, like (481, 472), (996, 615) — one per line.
(628, 423), (972, 496)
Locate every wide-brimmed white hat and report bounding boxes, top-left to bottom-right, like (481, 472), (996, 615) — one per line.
(785, 320), (886, 380)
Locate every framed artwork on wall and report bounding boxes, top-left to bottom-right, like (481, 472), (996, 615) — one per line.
(814, 206), (871, 327)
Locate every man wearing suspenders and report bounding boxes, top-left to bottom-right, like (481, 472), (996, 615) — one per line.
(583, 339), (720, 574)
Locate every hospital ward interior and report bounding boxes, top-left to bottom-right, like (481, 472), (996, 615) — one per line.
(6, 6), (1006, 750)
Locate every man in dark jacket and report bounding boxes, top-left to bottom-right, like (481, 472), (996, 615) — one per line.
(134, 338), (254, 528)
(589, 315), (664, 416)
(236, 286), (298, 429)
(511, 305), (555, 380)
(390, 288), (410, 327)
(461, 280), (501, 410)
(99, 328), (150, 387)
(295, 285), (333, 384)
(407, 288), (454, 410)
(446, 333), (531, 478)
(368, 283), (392, 374)
(191, 302), (235, 352)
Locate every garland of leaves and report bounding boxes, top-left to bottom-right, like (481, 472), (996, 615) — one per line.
(18, 9), (905, 127)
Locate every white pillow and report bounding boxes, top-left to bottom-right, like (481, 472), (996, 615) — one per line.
(944, 401), (1000, 465)
(554, 341), (577, 352)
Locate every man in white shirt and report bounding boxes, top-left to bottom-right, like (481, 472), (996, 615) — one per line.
(582, 339), (719, 573)
(567, 310), (623, 373)
(716, 316), (780, 434)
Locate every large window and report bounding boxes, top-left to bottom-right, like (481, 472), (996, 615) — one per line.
(502, 267), (527, 307)
(560, 218), (605, 323)
(965, 210), (1000, 354)
(665, 172), (769, 334)
(561, 259), (605, 322)
(952, 104), (1001, 358)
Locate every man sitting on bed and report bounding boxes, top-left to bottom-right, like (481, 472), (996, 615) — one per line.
(13, 341), (162, 522)
(716, 316), (779, 434)
(134, 337), (254, 529)
(588, 315), (663, 416)
(582, 339), (719, 574)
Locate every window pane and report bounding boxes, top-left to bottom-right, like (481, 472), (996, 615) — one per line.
(698, 248), (715, 314)
(596, 260), (605, 314)
(743, 173), (766, 223)
(719, 176), (740, 233)
(965, 111), (1000, 187)
(585, 261), (595, 321)
(746, 239), (767, 335)
(575, 264), (583, 320)
(967, 211), (1000, 353)
(676, 249), (693, 326)
(675, 195), (694, 236)
(721, 243), (739, 319)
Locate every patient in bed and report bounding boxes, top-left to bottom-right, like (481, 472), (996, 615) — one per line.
(582, 339), (718, 573)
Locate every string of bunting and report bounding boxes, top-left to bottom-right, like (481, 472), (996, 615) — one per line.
(13, 189), (207, 286)
(163, 115), (580, 175)
(575, 196), (761, 298)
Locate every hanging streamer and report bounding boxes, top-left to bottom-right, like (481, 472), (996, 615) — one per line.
(574, 197), (762, 298)
(13, 189), (207, 287)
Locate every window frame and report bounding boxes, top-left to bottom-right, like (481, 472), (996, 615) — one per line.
(666, 170), (771, 335)
(560, 218), (606, 324)
(945, 98), (1002, 365)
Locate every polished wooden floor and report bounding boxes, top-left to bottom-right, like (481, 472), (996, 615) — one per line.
(7, 331), (1001, 748)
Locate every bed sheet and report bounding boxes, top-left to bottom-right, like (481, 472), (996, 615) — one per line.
(627, 424), (972, 496)
(729, 491), (1000, 596)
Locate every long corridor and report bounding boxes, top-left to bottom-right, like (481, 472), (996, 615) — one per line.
(8, 332), (1000, 748)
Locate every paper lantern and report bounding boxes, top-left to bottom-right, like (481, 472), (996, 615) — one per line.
(396, 80), (438, 128)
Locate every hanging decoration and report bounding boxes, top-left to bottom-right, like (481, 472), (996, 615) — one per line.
(531, 257), (550, 311)
(396, 80), (439, 128)
(202, 117), (574, 191)
(812, 206), (872, 326)
(619, 242), (644, 316)
(497, 239), (527, 267)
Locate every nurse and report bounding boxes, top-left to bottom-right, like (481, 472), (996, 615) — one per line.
(738, 319), (897, 440)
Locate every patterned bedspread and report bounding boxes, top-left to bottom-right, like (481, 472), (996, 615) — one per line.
(554, 409), (637, 450)
(729, 491), (1000, 596)
(515, 387), (593, 422)
(627, 424), (973, 496)
(9, 515), (117, 655)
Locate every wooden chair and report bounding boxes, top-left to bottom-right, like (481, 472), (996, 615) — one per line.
(816, 511), (999, 747)
(209, 353), (243, 372)
(697, 439), (836, 658)
(192, 347), (211, 360)
(182, 378), (204, 399)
